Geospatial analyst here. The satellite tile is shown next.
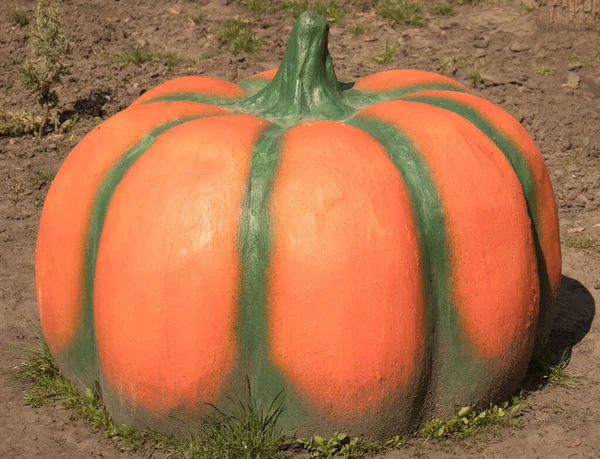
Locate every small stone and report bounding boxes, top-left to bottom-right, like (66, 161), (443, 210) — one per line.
(510, 41), (530, 52)
(473, 49), (487, 58)
(565, 72), (581, 89)
(568, 61), (583, 71)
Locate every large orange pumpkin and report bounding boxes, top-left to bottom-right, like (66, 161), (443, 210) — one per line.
(36, 12), (561, 437)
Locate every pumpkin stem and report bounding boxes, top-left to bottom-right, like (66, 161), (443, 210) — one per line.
(240, 12), (354, 123)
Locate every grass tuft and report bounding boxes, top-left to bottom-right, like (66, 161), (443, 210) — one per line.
(535, 65), (554, 75)
(284, 0), (344, 24)
(346, 24), (366, 36)
(566, 237), (597, 249)
(430, 3), (454, 15)
(13, 7), (30, 27)
(179, 382), (288, 459)
(374, 43), (397, 64)
(215, 19), (262, 54)
(190, 11), (206, 25)
(377, 0), (425, 26)
(156, 51), (185, 68)
(118, 43), (155, 65)
(0, 108), (40, 137)
(467, 68), (482, 86)
(242, 0), (279, 14)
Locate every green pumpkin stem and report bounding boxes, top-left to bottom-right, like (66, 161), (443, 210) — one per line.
(240, 12), (354, 123)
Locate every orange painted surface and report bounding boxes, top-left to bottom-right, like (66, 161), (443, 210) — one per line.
(131, 76), (247, 105)
(354, 69), (467, 93)
(94, 115), (269, 412)
(403, 90), (561, 300)
(248, 68), (278, 81)
(360, 101), (539, 358)
(35, 102), (226, 354)
(269, 121), (425, 417)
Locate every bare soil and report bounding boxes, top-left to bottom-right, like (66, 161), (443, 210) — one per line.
(1, 0), (599, 457)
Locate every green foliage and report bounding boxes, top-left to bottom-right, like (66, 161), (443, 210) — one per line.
(467, 68), (482, 86)
(430, 3), (454, 15)
(215, 19), (262, 54)
(190, 11), (206, 25)
(346, 24), (366, 36)
(566, 237), (597, 249)
(284, 0), (344, 24)
(118, 43), (155, 65)
(377, 0), (425, 26)
(242, 0), (279, 14)
(20, 0), (71, 137)
(420, 401), (525, 441)
(13, 7), (30, 27)
(535, 65), (554, 75)
(374, 43), (397, 64)
(0, 108), (40, 137)
(156, 51), (185, 68)
(297, 432), (404, 458)
(536, 348), (575, 387)
(180, 383), (288, 459)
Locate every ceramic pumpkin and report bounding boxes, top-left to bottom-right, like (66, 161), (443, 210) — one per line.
(36, 12), (561, 437)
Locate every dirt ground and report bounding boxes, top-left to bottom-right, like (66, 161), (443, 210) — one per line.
(1, 0), (599, 457)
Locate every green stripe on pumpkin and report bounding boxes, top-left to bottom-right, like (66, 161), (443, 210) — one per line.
(347, 115), (489, 414)
(231, 125), (307, 425)
(400, 94), (551, 349)
(62, 114), (221, 387)
(342, 83), (466, 107)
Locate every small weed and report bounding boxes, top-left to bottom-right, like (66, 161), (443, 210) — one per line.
(347, 24), (366, 36)
(420, 400), (525, 441)
(374, 43), (397, 64)
(566, 237), (597, 249)
(467, 68), (482, 86)
(180, 382), (289, 459)
(298, 432), (404, 458)
(535, 65), (554, 75)
(377, 0), (425, 26)
(215, 19), (261, 54)
(156, 51), (185, 68)
(190, 11), (205, 24)
(20, 0), (71, 138)
(0, 108), (39, 137)
(284, 0), (344, 24)
(535, 348), (576, 387)
(33, 167), (56, 184)
(430, 3), (454, 15)
(13, 7), (30, 27)
(118, 43), (154, 65)
(242, 0), (279, 14)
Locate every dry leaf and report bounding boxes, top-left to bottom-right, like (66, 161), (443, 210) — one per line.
(567, 227), (585, 233)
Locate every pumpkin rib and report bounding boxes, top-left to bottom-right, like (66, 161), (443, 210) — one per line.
(268, 121), (426, 422)
(399, 91), (560, 349)
(349, 99), (538, 408)
(64, 113), (229, 385)
(35, 101), (227, 368)
(94, 115), (269, 413)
